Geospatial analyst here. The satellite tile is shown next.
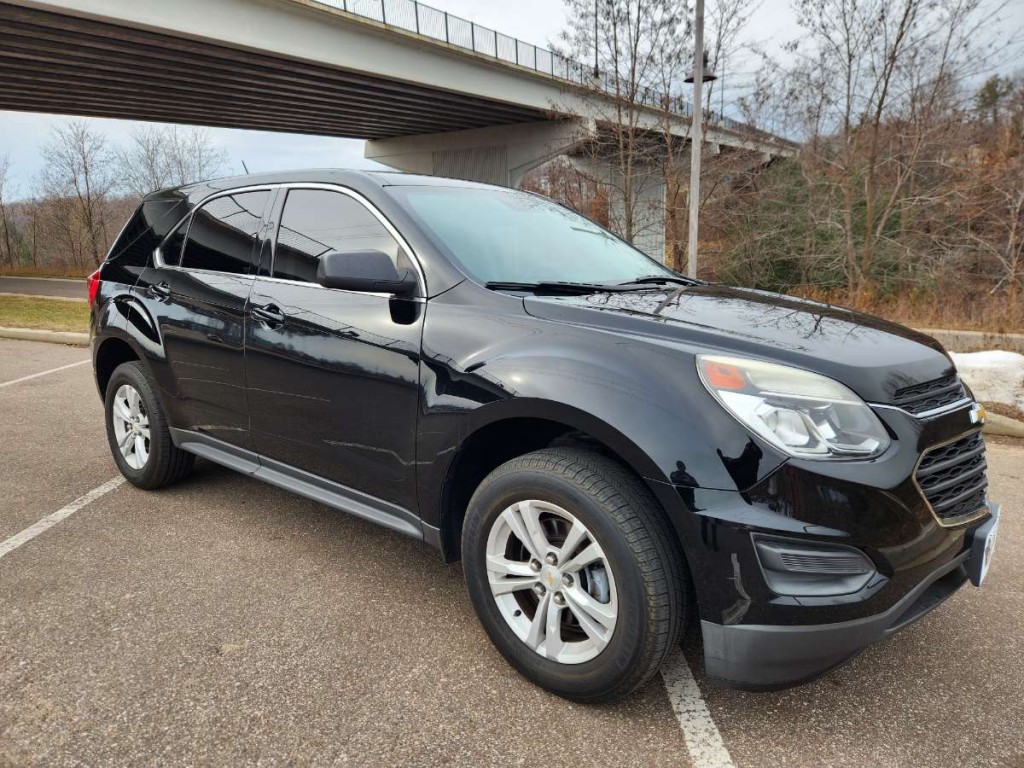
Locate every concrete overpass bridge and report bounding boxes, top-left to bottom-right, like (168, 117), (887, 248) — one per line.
(0, 0), (796, 257)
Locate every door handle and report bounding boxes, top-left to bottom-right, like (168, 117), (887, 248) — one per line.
(251, 303), (285, 326)
(146, 281), (171, 300)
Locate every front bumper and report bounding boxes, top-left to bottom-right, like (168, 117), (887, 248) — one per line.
(644, 395), (998, 690)
(701, 504), (999, 689)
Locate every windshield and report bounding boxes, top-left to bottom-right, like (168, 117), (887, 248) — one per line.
(389, 185), (677, 286)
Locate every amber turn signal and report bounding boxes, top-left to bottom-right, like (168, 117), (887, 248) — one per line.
(701, 360), (747, 391)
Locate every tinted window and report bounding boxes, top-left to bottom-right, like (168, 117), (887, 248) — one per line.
(112, 199), (187, 267)
(161, 219), (188, 267)
(180, 191), (269, 274)
(274, 189), (404, 284)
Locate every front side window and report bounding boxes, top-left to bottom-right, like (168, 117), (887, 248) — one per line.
(388, 185), (675, 286)
(179, 191), (270, 274)
(273, 189), (404, 284)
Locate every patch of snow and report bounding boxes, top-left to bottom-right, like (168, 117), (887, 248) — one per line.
(950, 350), (1024, 412)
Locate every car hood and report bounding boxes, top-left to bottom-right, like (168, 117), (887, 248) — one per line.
(523, 284), (954, 404)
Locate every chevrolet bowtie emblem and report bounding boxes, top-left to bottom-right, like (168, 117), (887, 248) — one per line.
(969, 403), (987, 425)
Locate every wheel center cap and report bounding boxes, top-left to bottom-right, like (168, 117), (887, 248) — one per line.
(541, 565), (560, 591)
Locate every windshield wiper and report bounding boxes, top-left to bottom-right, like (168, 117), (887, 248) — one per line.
(485, 281), (631, 295)
(617, 274), (701, 287)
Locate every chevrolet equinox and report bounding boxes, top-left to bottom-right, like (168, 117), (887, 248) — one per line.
(89, 170), (1000, 701)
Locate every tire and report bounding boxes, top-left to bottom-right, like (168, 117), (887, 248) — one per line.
(104, 361), (194, 489)
(462, 447), (688, 702)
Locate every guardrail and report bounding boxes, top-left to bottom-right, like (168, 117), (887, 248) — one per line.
(306, 0), (780, 140)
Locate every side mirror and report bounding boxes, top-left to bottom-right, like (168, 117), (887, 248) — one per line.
(316, 250), (417, 296)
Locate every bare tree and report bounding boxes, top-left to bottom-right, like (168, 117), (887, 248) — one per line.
(116, 125), (167, 196)
(39, 121), (118, 267)
(23, 197), (41, 269)
(521, 156), (603, 218)
(0, 155), (15, 268)
(164, 126), (228, 187)
(117, 125), (228, 195)
(558, 0), (688, 251)
(743, 0), (1012, 292)
(702, 0), (760, 120)
(959, 74), (1024, 304)
(653, 0), (760, 272)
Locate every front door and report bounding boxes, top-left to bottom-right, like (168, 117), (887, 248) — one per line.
(135, 189), (271, 447)
(245, 187), (424, 513)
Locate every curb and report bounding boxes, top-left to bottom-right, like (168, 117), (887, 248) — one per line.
(983, 413), (1024, 439)
(0, 326), (89, 347)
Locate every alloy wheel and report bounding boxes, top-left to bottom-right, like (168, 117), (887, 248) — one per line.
(485, 499), (618, 664)
(111, 384), (150, 470)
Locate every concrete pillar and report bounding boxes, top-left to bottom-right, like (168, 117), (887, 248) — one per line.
(364, 120), (592, 189)
(569, 156), (667, 261)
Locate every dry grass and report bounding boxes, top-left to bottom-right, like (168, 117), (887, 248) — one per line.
(984, 402), (1024, 422)
(0, 296), (90, 333)
(792, 287), (1024, 334)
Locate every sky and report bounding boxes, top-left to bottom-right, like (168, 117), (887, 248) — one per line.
(0, 0), (1020, 198)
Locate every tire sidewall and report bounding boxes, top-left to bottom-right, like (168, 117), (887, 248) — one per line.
(463, 467), (654, 699)
(104, 362), (165, 487)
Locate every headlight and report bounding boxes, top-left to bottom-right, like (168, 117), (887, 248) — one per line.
(696, 355), (890, 459)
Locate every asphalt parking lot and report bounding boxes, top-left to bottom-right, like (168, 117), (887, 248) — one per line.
(1, 337), (1022, 767)
(0, 277), (85, 300)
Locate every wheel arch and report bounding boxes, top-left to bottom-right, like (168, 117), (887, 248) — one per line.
(93, 334), (144, 398)
(433, 400), (673, 564)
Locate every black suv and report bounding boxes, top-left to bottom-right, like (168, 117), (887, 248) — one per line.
(90, 169), (1000, 701)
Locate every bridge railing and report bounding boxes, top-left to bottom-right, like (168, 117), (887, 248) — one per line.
(308, 0), (778, 139)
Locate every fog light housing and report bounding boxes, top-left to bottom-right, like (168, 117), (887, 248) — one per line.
(753, 534), (876, 597)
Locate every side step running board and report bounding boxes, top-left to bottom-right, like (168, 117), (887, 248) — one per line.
(170, 428), (423, 540)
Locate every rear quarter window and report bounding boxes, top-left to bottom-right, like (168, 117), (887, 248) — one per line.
(108, 199), (188, 268)
(102, 198), (189, 285)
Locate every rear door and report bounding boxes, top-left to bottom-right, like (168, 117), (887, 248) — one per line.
(244, 186), (424, 513)
(135, 188), (272, 448)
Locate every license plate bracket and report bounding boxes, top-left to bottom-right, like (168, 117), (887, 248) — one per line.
(967, 503), (1000, 587)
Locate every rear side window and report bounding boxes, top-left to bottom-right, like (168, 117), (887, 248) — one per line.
(273, 189), (404, 283)
(180, 191), (270, 274)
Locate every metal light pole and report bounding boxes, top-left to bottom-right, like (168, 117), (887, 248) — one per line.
(685, 0), (715, 279)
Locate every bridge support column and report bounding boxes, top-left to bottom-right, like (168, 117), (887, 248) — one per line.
(569, 156), (667, 261)
(571, 145), (774, 263)
(364, 120), (591, 189)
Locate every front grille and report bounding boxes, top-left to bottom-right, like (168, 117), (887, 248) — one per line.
(915, 431), (988, 523)
(894, 374), (968, 415)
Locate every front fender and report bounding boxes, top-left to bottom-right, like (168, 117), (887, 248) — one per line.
(454, 395), (665, 482)
(417, 286), (784, 528)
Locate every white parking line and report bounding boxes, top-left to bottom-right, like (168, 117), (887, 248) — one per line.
(0, 477), (125, 561)
(661, 650), (736, 768)
(0, 359), (89, 389)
